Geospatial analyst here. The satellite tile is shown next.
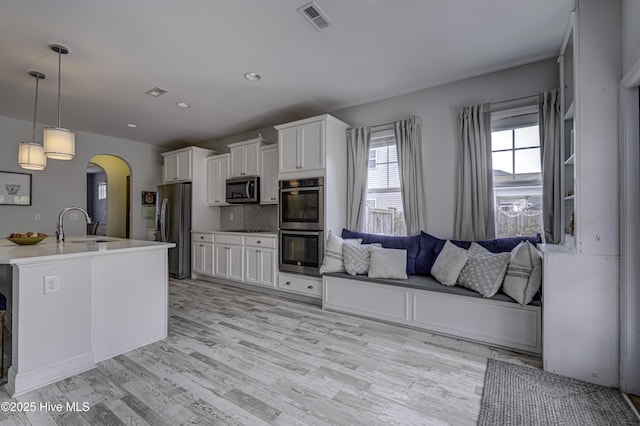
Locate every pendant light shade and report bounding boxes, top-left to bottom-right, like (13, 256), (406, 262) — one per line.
(43, 127), (75, 160)
(44, 44), (75, 160)
(18, 71), (47, 171)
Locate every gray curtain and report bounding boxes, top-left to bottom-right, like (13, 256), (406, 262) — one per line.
(394, 117), (426, 235)
(539, 90), (562, 243)
(454, 103), (495, 240)
(346, 126), (371, 231)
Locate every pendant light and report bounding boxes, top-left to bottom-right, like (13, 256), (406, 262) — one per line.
(18, 71), (47, 171)
(44, 44), (75, 160)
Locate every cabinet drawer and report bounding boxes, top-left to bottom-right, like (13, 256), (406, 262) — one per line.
(192, 233), (214, 243)
(245, 236), (277, 249)
(214, 233), (244, 245)
(278, 273), (322, 297)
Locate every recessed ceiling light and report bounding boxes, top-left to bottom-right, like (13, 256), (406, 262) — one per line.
(126, 123), (139, 128)
(244, 72), (261, 81)
(176, 102), (191, 108)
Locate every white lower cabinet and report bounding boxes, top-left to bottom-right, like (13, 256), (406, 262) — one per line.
(214, 243), (243, 281)
(244, 236), (277, 287)
(192, 232), (215, 277)
(277, 272), (322, 298)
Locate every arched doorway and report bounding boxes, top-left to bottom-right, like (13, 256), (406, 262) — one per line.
(86, 155), (131, 238)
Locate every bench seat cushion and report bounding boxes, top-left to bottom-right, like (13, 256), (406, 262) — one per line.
(322, 271), (541, 306)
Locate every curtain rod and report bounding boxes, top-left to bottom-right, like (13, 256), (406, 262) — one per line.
(490, 94), (538, 107)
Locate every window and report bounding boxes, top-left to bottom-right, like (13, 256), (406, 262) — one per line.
(491, 106), (543, 238)
(368, 150), (377, 168)
(98, 181), (107, 200)
(365, 128), (406, 235)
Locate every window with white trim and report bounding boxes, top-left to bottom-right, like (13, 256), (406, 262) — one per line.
(491, 106), (543, 238)
(98, 181), (107, 200)
(365, 128), (406, 235)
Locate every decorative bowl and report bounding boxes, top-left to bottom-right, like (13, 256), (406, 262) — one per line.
(6, 235), (47, 245)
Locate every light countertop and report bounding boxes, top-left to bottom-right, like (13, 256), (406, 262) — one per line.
(0, 236), (175, 265)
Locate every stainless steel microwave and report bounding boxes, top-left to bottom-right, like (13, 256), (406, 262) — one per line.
(226, 176), (259, 204)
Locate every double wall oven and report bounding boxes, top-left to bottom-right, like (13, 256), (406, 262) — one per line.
(279, 177), (324, 275)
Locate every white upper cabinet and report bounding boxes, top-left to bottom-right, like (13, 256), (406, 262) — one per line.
(260, 145), (278, 204)
(162, 146), (217, 184)
(277, 120), (324, 176)
(229, 139), (262, 177)
(206, 154), (230, 206)
(162, 149), (192, 182)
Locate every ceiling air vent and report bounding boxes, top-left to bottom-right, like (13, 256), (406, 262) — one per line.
(145, 86), (168, 97)
(298, 2), (332, 30)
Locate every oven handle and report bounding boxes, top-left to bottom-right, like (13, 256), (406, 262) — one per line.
(280, 230), (324, 236)
(279, 186), (321, 193)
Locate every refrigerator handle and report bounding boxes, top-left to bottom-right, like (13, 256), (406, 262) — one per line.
(160, 197), (168, 242)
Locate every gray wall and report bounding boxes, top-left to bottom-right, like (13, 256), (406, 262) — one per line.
(332, 58), (559, 238)
(0, 115), (163, 239)
(622, 0), (640, 76)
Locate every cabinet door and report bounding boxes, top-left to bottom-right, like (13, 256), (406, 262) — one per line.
(244, 247), (260, 284)
(260, 148), (278, 204)
(164, 153), (179, 182)
(227, 245), (244, 281)
(203, 243), (214, 276)
(214, 244), (229, 278)
(207, 156), (229, 205)
(244, 144), (260, 176)
(192, 242), (204, 274)
(279, 127), (299, 174)
(259, 248), (276, 286)
(230, 145), (245, 177)
(299, 121), (324, 172)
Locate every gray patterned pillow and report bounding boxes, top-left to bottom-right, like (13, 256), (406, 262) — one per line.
(502, 241), (542, 305)
(343, 242), (381, 275)
(457, 243), (511, 297)
(431, 240), (470, 286)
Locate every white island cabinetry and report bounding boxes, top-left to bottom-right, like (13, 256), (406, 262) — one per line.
(0, 237), (174, 396)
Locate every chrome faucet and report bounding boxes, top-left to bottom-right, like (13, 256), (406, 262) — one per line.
(56, 207), (92, 242)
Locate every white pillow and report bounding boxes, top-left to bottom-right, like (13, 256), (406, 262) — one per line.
(318, 231), (361, 274)
(457, 243), (511, 298)
(431, 240), (469, 286)
(343, 242), (381, 275)
(368, 246), (408, 279)
(502, 241), (542, 305)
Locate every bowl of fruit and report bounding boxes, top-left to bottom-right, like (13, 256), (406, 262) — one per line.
(7, 232), (47, 245)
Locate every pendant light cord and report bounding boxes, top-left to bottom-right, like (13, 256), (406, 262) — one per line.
(32, 75), (40, 143)
(57, 50), (61, 128)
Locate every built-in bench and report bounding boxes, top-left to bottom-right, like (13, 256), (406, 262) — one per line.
(322, 272), (541, 355)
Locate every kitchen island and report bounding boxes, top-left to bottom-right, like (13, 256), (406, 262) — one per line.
(0, 236), (175, 396)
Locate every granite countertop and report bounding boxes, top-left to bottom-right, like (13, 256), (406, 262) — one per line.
(0, 236), (175, 265)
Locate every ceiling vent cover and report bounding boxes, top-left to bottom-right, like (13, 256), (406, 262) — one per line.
(298, 2), (332, 30)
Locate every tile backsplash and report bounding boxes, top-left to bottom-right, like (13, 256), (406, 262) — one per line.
(219, 204), (278, 231)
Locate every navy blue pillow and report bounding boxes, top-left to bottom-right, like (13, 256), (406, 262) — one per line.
(341, 229), (420, 275)
(415, 232), (543, 276)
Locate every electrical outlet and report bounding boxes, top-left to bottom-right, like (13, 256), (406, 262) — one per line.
(34, 213), (41, 221)
(229, 213), (234, 221)
(70, 212), (79, 220)
(44, 276), (60, 294)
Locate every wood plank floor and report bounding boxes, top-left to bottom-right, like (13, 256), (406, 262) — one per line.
(0, 277), (540, 425)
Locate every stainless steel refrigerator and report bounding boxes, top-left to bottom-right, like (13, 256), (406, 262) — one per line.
(156, 182), (191, 279)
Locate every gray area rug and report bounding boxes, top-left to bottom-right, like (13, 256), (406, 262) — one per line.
(478, 359), (640, 426)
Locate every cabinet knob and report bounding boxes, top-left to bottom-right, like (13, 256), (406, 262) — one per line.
(200, 236), (204, 239)
(307, 285), (314, 289)
(285, 281), (291, 285)
(256, 240), (261, 244)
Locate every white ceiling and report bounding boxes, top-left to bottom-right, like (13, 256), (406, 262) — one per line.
(0, 0), (572, 148)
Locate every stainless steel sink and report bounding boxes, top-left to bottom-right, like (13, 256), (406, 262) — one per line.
(69, 239), (111, 244)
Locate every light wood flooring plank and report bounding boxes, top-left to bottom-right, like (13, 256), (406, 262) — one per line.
(0, 276), (539, 425)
